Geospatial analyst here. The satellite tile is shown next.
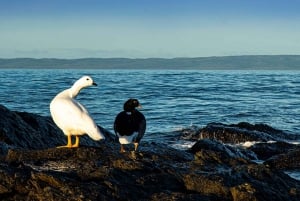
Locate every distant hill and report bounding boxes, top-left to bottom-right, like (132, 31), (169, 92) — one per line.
(0, 55), (300, 70)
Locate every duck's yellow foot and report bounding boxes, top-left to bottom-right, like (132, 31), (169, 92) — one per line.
(56, 135), (73, 148)
(120, 144), (126, 153)
(71, 144), (79, 148)
(134, 143), (139, 151)
(56, 145), (73, 148)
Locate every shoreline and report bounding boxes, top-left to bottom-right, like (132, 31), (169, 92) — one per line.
(0, 104), (299, 200)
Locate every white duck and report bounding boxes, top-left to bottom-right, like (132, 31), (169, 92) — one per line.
(50, 75), (105, 148)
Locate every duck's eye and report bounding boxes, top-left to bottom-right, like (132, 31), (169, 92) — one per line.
(86, 78), (90, 81)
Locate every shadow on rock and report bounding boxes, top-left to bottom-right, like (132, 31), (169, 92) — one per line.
(0, 105), (300, 200)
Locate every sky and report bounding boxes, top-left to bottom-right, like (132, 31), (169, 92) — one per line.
(1, 0), (300, 58)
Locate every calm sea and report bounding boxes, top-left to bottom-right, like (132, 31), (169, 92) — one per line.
(2, 69), (300, 180)
(1, 69), (300, 137)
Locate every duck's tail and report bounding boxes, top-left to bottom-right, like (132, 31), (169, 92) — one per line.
(87, 124), (105, 141)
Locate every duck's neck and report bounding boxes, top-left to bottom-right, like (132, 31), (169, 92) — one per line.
(69, 84), (82, 98)
(125, 109), (136, 115)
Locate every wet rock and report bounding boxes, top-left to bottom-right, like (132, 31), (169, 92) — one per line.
(183, 122), (300, 162)
(1, 146), (192, 201)
(264, 147), (300, 170)
(248, 141), (299, 160)
(2, 145), (299, 201)
(0, 104), (115, 155)
(190, 139), (255, 168)
(185, 122), (300, 144)
(0, 104), (300, 200)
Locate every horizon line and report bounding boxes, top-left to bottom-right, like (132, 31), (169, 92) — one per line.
(1, 54), (300, 60)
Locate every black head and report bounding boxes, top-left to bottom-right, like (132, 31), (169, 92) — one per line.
(123, 98), (141, 112)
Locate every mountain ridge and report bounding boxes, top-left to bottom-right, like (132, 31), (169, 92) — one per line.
(1, 55), (300, 69)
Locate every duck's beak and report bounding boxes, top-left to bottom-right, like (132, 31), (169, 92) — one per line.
(92, 82), (97, 86)
(137, 104), (142, 109)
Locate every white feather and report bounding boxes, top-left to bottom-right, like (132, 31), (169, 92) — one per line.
(50, 76), (105, 141)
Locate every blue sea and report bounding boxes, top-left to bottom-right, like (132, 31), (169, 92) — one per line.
(0, 69), (300, 135)
(1, 69), (300, 180)
(1, 69), (300, 135)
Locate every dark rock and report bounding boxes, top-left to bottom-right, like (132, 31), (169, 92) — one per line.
(248, 141), (299, 160)
(190, 139), (256, 168)
(186, 122), (300, 144)
(0, 104), (115, 155)
(2, 145), (299, 201)
(264, 147), (300, 170)
(0, 104), (64, 152)
(0, 104), (300, 201)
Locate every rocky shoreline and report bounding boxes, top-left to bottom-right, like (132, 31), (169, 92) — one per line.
(0, 104), (299, 201)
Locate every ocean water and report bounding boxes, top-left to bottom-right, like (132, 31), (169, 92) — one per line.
(1, 69), (300, 180)
(1, 69), (300, 135)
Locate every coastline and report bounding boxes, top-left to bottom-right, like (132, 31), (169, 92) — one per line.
(1, 55), (300, 70)
(0, 104), (299, 200)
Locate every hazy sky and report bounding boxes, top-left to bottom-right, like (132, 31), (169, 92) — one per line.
(1, 0), (300, 58)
